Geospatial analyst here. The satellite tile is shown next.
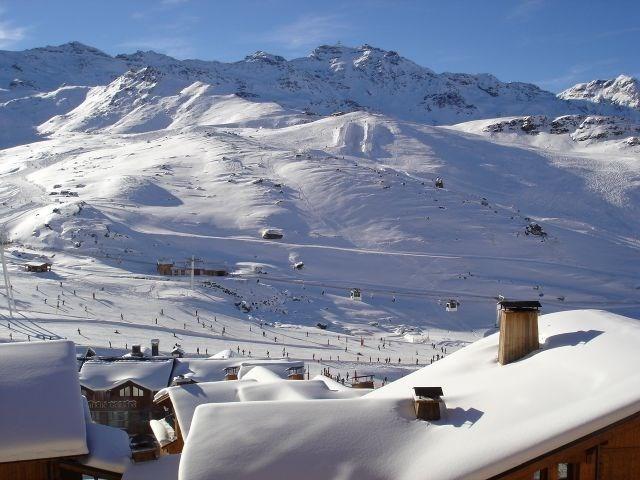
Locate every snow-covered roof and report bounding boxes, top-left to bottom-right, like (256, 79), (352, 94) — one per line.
(159, 367), (367, 443)
(79, 358), (174, 392)
(79, 397), (131, 473)
(171, 358), (243, 383)
(81, 422), (131, 473)
(237, 359), (304, 379)
(179, 310), (640, 480)
(25, 261), (51, 266)
(237, 377), (369, 403)
(170, 357), (303, 384)
(0, 340), (88, 463)
(208, 348), (238, 359)
(165, 379), (256, 439)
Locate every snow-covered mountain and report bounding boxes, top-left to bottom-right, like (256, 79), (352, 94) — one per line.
(559, 75), (640, 110)
(2, 42), (639, 142)
(0, 42), (639, 357)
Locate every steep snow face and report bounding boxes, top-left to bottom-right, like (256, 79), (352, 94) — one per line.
(559, 75), (640, 110)
(0, 85), (89, 147)
(41, 70), (312, 135)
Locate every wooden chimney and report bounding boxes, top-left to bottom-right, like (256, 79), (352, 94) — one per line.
(497, 300), (541, 365)
(413, 387), (444, 421)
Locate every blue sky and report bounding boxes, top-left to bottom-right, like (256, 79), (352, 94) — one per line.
(1, 0), (638, 92)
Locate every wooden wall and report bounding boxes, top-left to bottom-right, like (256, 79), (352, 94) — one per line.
(493, 410), (640, 480)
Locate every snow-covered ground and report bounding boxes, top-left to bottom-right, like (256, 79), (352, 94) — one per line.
(0, 43), (639, 386)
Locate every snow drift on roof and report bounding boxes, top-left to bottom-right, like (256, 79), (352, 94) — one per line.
(179, 310), (640, 480)
(81, 421), (131, 473)
(161, 367), (367, 443)
(0, 340), (88, 463)
(79, 358), (174, 391)
(208, 348), (238, 359)
(78, 396), (131, 473)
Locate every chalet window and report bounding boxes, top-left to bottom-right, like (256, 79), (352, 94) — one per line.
(557, 463), (578, 480)
(118, 385), (145, 397)
(532, 469), (548, 480)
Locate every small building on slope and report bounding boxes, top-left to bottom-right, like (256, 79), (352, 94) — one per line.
(177, 309), (640, 480)
(0, 340), (131, 480)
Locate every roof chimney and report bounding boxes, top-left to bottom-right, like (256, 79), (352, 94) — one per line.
(151, 339), (159, 357)
(131, 344), (143, 357)
(413, 387), (444, 421)
(497, 301), (541, 365)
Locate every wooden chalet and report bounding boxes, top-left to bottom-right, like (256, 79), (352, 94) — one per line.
(78, 353), (174, 441)
(0, 340), (130, 480)
(25, 261), (52, 272)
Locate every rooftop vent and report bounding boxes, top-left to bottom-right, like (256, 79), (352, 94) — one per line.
(413, 387), (444, 421)
(131, 344), (143, 357)
(497, 300), (541, 365)
(171, 374), (196, 386)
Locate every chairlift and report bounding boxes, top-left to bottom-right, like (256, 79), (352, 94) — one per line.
(445, 299), (459, 312)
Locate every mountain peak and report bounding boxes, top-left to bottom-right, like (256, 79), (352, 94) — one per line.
(32, 41), (111, 57)
(243, 50), (286, 65)
(559, 75), (640, 110)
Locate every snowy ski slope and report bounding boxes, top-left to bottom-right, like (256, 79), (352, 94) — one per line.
(0, 43), (638, 383)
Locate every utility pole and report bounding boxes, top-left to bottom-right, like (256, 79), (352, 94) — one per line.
(0, 232), (15, 318)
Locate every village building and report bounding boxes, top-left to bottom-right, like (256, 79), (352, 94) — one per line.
(150, 366), (367, 455)
(176, 308), (640, 480)
(156, 260), (227, 277)
(25, 261), (52, 272)
(79, 356), (175, 438)
(0, 340), (131, 480)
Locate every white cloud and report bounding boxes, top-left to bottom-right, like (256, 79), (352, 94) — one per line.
(263, 14), (351, 51)
(0, 19), (27, 48)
